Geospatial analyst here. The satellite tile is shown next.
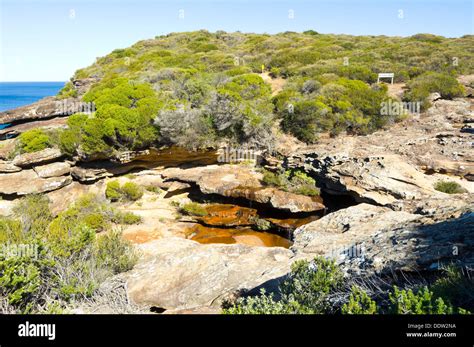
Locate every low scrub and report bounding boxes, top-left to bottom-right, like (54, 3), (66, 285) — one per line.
(0, 194), (137, 313)
(262, 169), (320, 196)
(434, 180), (466, 194)
(223, 258), (471, 315)
(179, 202), (208, 217)
(105, 180), (144, 202)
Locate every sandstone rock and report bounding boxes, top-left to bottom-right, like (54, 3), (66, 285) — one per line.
(0, 117), (68, 138)
(162, 164), (324, 213)
(71, 166), (111, 182)
(33, 162), (70, 178)
(288, 153), (438, 206)
(46, 180), (105, 215)
(291, 203), (421, 258)
(127, 237), (293, 310)
(0, 161), (21, 173)
(0, 97), (80, 124)
(292, 199), (474, 275)
(0, 170), (72, 195)
(12, 148), (63, 167)
(0, 200), (15, 216)
(0, 139), (16, 160)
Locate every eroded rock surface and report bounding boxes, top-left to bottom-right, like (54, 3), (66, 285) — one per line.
(292, 196), (473, 275)
(126, 237), (293, 310)
(12, 148), (63, 167)
(0, 169), (72, 195)
(161, 164), (324, 213)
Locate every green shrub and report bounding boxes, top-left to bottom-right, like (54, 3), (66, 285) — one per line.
(388, 286), (458, 314)
(145, 185), (162, 194)
(223, 257), (343, 314)
(0, 194), (137, 313)
(261, 169), (319, 196)
(105, 180), (143, 202)
(94, 230), (137, 274)
(404, 72), (465, 110)
(57, 82), (78, 99)
(105, 180), (122, 201)
(17, 129), (52, 154)
(112, 211), (142, 225)
(342, 286), (378, 314)
(121, 182), (144, 201)
(434, 181), (466, 194)
(179, 202), (208, 217)
(431, 266), (474, 311)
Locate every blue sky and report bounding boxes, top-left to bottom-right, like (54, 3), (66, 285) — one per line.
(0, 0), (472, 81)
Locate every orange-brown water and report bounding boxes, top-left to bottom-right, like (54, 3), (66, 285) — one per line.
(187, 224), (292, 248)
(185, 203), (320, 248)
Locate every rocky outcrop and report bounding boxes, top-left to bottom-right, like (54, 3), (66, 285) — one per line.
(288, 153), (440, 207)
(72, 77), (99, 96)
(0, 117), (68, 138)
(161, 164), (324, 213)
(285, 96), (474, 207)
(71, 166), (111, 182)
(292, 196), (474, 275)
(0, 161), (21, 173)
(33, 162), (71, 178)
(12, 148), (63, 167)
(0, 169), (72, 195)
(126, 237), (293, 310)
(0, 97), (73, 124)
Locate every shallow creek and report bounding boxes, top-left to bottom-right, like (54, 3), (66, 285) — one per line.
(121, 147), (325, 248)
(184, 203), (321, 248)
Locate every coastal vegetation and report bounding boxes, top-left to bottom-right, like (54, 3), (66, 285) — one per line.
(0, 194), (137, 313)
(262, 169), (320, 196)
(223, 257), (472, 314)
(52, 31), (470, 157)
(106, 180), (144, 202)
(434, 180), (466, 194)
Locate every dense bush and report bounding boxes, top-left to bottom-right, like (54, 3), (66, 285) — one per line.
(224, 257), (343, 314)
(58, 31), (472, 153)
(342, 286), (378, 314)
(0, 194), (137, 313)
(17, 129), (52, 154)
(403, 72), (465, 110)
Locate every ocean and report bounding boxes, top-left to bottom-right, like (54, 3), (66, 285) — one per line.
(0, 82), (65, 113)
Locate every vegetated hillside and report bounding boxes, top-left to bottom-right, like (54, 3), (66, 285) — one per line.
(53, 30), (472, 159)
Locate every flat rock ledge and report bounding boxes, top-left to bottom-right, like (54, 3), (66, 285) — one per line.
(161, 164), (324, 213)
(126, 237), (293, 310)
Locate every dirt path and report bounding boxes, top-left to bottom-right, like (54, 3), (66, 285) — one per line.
(259, 72), (286, 96)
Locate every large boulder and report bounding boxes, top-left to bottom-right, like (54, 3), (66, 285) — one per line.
(0, 169), (72, 195)
(12, 148), (63, 167)
(126, 237), (293, 310)
(161, 165), (324, 213)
